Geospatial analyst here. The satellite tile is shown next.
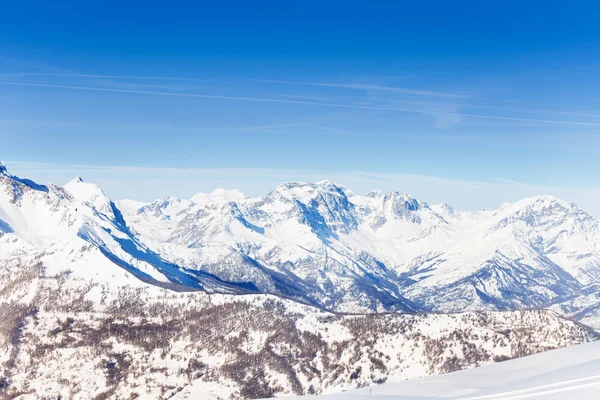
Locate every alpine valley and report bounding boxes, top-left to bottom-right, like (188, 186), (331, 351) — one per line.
(1, 160), (600, 399)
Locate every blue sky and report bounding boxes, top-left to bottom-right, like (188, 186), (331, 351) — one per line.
(1, 1), (600, 215)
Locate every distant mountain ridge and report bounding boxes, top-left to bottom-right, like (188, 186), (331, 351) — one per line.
(2, 161), (600, 398)
(1, 162), (600, 327)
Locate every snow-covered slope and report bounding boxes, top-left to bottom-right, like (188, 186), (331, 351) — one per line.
(0, 164), (265, 295)
(2, 161), (600, 324)
(0, 255), (597, 399)
(118, 177), (600, 319)
(287, 339), (600, 399)
(1, 161), (600, 398)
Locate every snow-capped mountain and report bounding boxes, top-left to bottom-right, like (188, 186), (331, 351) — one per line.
(1, 161), (600, 399)
(0, 164), (267, 296)
(117, 176), (600, 319)
(1, 162), (600, 323)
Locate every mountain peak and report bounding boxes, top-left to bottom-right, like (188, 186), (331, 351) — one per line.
(384, 191), (419, 205)
(272, 181), (354, 202)
(316, 179), (334, 186)
(189, 189), (246, 206)
(503, 194), (569, 212)
(209, 188), (246, 201)
(433, 202), (455, 215)
(366, 189), (383, 198)
(64, 177), (107, 204)
(318, 180), (353, 194)
(0, 160), (7, 175)
(275, 181), (311, 190)
(531, 194), (561, 203)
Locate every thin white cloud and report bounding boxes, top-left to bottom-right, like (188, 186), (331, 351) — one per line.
(5, 73), (454, 99)
(4, 64), (600, 123)
(253, 79), (470, 99)
(1, 80), (598, 127)
(463, 102), (600, 120)
(0, 72), (215, 83)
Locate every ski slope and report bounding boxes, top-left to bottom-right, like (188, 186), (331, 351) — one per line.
(288, 340), (600, 399)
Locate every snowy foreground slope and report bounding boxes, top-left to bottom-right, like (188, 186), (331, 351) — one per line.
(0, 256), (597, 399)
(287, 339), (600, 400)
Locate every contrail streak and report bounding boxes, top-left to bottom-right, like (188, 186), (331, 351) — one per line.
(0, 72), (213, 83)
(253, 79), (469, 99)
(0, 80), (598, 127)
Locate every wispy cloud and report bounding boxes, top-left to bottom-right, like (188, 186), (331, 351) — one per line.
(0, 72), (215, 83)
(462, 102), (600, 120)
(1, 80), (598, 128)
(4, 73), (453, 98)
(3, 59), (600, 130)
(253, 79), (470, 99)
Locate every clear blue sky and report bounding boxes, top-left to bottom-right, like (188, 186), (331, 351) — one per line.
(1, 1), (600, 215)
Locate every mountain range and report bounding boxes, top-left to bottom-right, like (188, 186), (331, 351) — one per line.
(2, 160), (600, 398)
(1, 161), (600, 327)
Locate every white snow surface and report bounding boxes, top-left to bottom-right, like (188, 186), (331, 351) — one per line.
(117, 178), (600, 322)
(2, 162), (600, 398)
(287, 340), (600, 399)
(2, 162), (600, 327)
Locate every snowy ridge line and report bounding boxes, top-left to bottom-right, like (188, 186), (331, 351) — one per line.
(1, 161), (600, 329)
